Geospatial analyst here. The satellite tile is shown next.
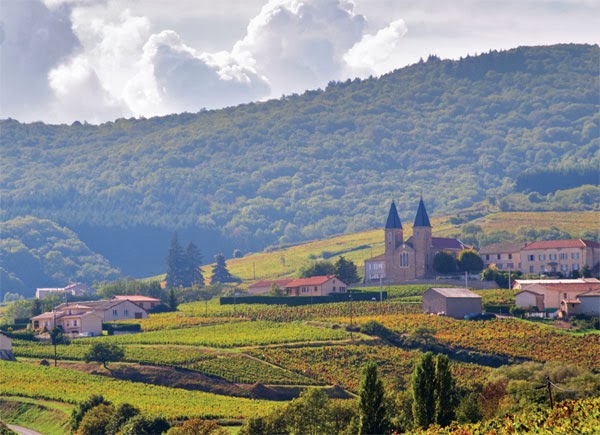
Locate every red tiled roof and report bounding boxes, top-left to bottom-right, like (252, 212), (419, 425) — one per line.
(479, 242), (527, 254)
(432, 237), (467, 250)
(248, 279), (294, 289)
(522, 239), (600, 250)
(535, 283), (600, 293)
(286, 275), (343, 287)
(114, 295), (161, 302)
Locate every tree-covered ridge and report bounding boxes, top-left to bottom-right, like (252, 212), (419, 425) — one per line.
(0, 216), (120, 296)
(1, 44), (598, 274)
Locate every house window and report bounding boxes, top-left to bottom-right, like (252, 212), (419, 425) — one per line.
(538, 254), (545, 261)
(549, 253), (557, 260)
(112, 309), (118, 317)
(573, 264), (579, 270)
(497, 264), (503, 269)
(529, 266), (534, 273)
(507, 263), (514, 269)
(485, 254), (489, 260)
(124, 309), (129, 316)
(508, 253), (513, 259)
(560, 253), (568, 260)
(314, 286), (318, 292)
(497, 254), (501, 260)
(572, 253), (580, 259)
(73, 320), (78, 326)
(332, 287), (336, 292)
(564, 293), (567, 299)
(528, 255), (535, 261)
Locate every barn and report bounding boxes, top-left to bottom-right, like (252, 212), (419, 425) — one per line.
(422, 287), (482, 319)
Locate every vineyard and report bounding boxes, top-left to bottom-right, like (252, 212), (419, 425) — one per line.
(3, 290), (600, 433)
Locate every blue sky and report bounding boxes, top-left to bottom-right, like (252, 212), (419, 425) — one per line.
(1, 0), (598, 124)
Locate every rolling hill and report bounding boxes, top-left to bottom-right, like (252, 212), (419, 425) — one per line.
(1, 43), (598, 279)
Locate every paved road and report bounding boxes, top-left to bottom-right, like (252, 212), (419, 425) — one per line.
(7, 424), (44, 435)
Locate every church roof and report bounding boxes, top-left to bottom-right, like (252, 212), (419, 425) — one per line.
(413, 197), (431, 227)
(385, 201), (402, 229)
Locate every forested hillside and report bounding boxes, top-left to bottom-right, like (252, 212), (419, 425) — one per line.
(1, 44), (598, 277)
(0, 216), (119, 296)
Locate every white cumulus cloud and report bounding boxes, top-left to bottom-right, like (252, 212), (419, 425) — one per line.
(344, 18), (408, 75)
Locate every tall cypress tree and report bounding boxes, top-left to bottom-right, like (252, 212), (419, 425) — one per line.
(411, 352), (457, 429)
(358, 361), (388, 435)
(434, 354), (456, 426)
(411, 352), (437, 429)
(165, 233), (185, 288)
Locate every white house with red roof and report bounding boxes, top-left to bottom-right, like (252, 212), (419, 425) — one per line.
(113, 295), (161, 311)
(364, 199), (469, 283)
(520, 239), (600, 276)
(514, 278), (600, 310)
(284, 275), (347, 296)
(247, 279), (294, 295)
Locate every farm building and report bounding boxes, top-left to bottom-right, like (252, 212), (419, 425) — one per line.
(0, 333), (15, 361)
(422, 287), (482, 319)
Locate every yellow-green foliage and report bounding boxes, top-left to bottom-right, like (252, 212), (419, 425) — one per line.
(0, 361), (279, 419)
(412, 396), (600, 434)
(86, 321), (350, 348)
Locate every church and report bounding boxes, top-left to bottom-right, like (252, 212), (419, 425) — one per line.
(364, 199), (468, 283)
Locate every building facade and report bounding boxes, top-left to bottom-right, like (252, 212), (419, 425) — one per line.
(520, 239), (600, 276)
(422, 287), (482, 319)
(479, 242), (526, 271)
(364, 199), (468, 283)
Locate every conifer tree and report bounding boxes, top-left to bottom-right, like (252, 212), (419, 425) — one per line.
(335, 255), (360, 284)
(359, 361), (389, 435)
(165, 233), (185, 288)
(210, 253), (241, 284)
(184, 241), (204, 287)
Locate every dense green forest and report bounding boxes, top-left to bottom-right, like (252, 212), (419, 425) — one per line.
(0, 216), (119, 297)
(1, 44), (598, 278)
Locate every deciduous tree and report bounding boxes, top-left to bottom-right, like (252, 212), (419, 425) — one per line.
(335, 256), (360, 284)
(433, 252), (457, 275)
(84, 342), (125, 371)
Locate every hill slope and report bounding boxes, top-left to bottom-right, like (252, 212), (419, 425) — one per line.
(1, 44), (598, 276)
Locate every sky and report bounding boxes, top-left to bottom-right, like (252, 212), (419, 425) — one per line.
(1, 0), (598, 124)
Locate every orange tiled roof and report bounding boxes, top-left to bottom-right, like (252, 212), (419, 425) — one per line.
(286, 275), (342, 287)
(114, 295), (161, 302)
(248, 279), (294, 288)
(522, 239), (600, 250)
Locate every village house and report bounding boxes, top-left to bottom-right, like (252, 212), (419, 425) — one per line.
(247, 279), (294, 295)
(36, 282), (89, 299)
(284, 275), (347, 296)
(31, 299), (148, 336)
(520, 239), (600, 276)
(514, 278), (600, 310)
(364, 199), (469, 283)
(479, 242), (526, 271)
(113, 295), (161, 311)
(422, 287), (482, 319)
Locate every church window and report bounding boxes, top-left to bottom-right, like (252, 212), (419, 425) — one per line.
(400, 252), (409, 268)
(387, 232), (392, 242)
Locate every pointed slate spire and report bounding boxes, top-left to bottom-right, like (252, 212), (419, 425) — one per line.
(413, 197), (431, 227)
(385, 201), (403, 229)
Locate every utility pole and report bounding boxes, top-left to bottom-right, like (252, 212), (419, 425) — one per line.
(349, 293), (353, 340)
